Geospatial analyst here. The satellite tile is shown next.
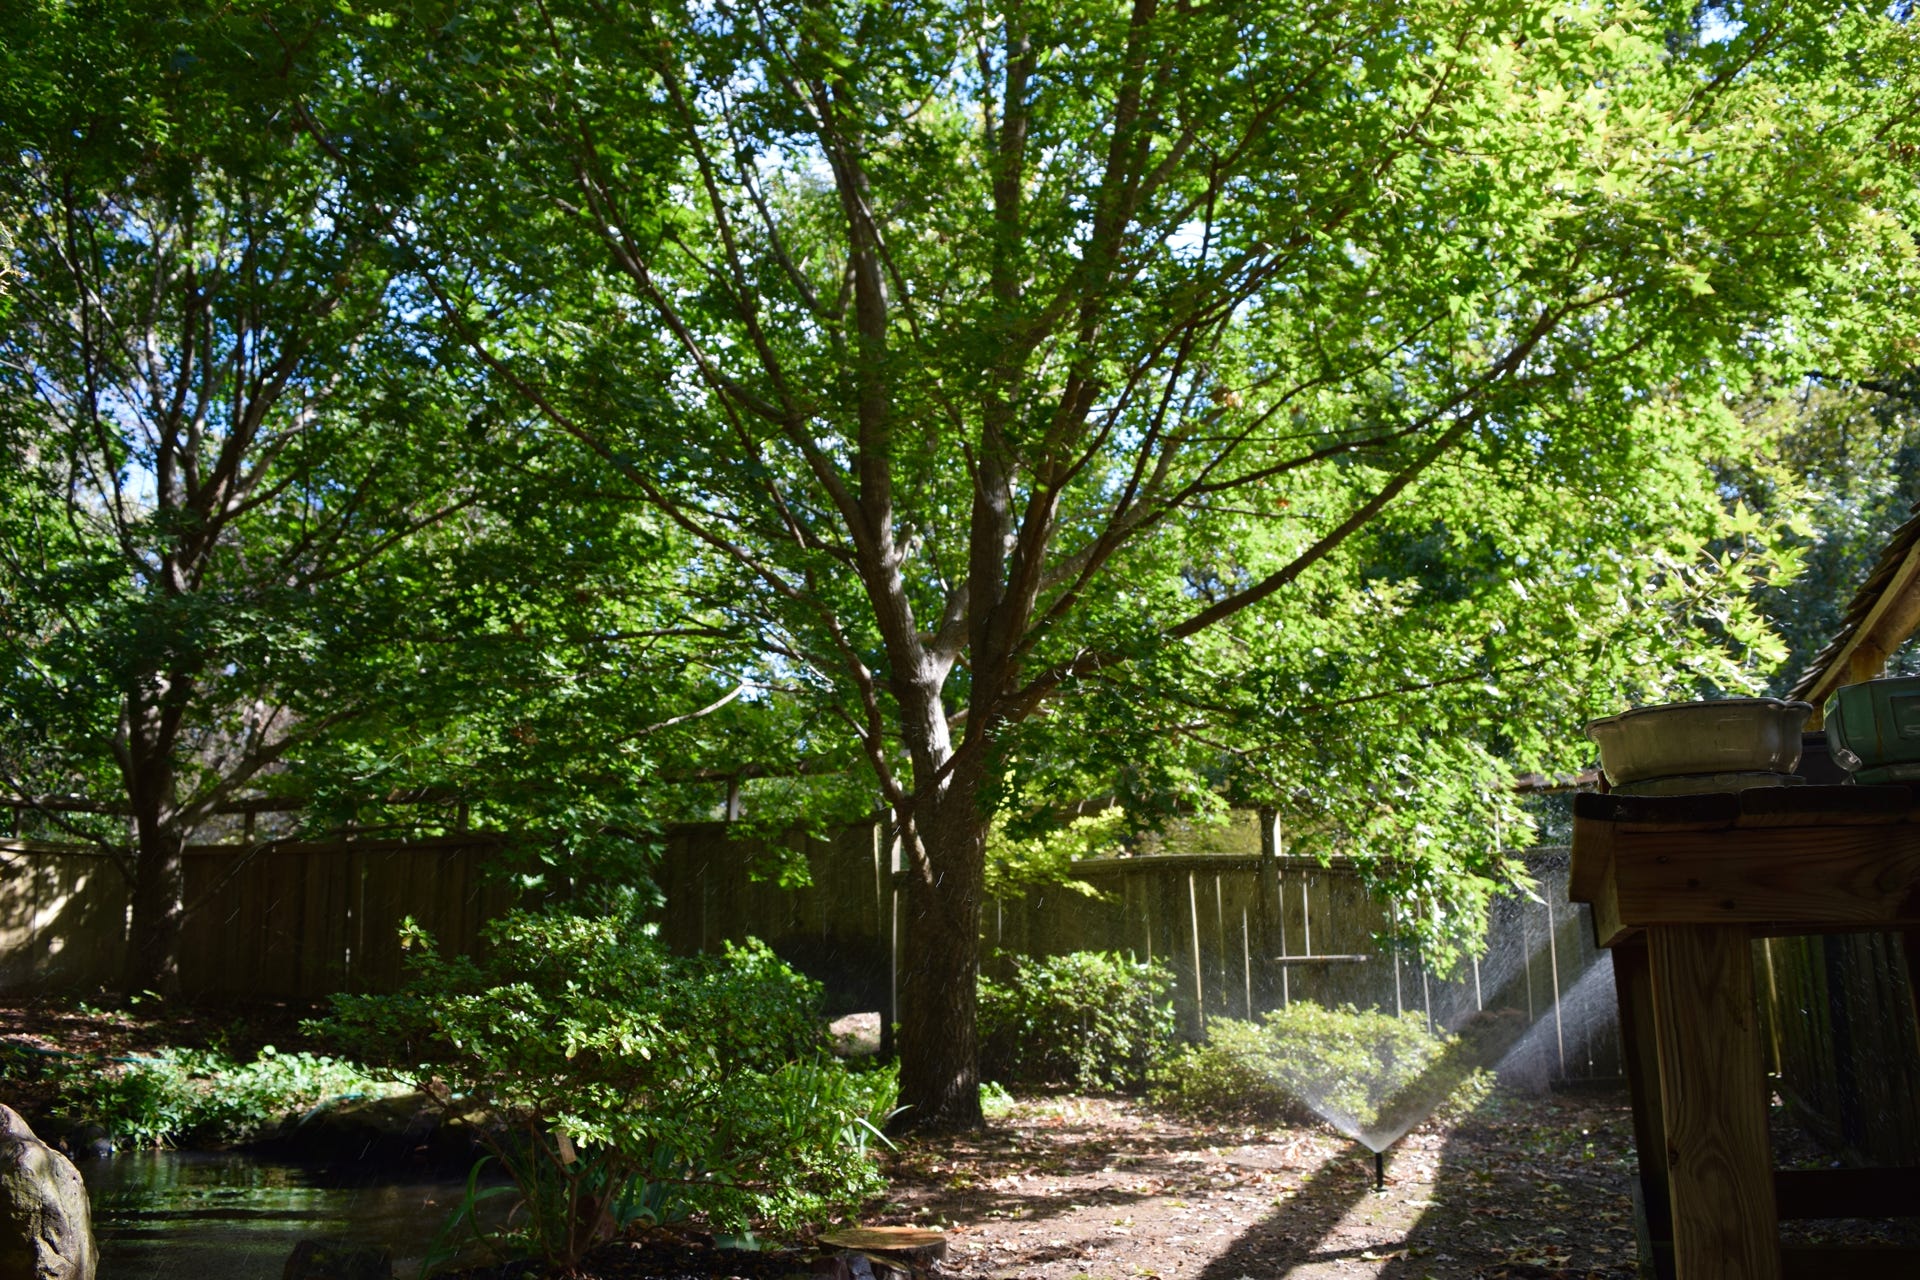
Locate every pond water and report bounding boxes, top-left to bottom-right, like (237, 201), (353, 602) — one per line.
(82, 1150), (505, 1279)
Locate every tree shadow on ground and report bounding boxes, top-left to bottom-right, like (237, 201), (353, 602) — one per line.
(1191, 1136), (1386, 1278)
(1371, 1090), (1640, 1280)
(1186, 1090), (1644, 1280)
(888, 1104), (1258, 1231)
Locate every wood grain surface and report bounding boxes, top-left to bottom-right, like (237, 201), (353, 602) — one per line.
(1606, 826), (1920, 930)
(1647, 924), (1779, 1280)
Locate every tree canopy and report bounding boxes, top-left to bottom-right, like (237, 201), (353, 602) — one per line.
(333, 0), (1920, 1126)
(0, 0), (492, 985)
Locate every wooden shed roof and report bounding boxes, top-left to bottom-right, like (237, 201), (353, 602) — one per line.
(1788, 499), (1920, 713)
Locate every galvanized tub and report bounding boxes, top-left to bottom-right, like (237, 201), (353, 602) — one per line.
(1584, 697), (1811, 788)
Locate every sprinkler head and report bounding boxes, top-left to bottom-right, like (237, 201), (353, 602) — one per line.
(1373, 1149), (1385, 1192)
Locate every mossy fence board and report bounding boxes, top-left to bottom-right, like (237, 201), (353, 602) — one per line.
(0, 841), (126, 990)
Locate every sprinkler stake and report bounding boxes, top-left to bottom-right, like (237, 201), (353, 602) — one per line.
(1373, 1150), (1385, 1192)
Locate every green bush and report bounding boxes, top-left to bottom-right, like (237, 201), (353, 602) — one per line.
(318, 911), (894, 1270)
(1152, 1001), (1495, 1140)
(50, 1046), (399, 1148)
(978, 951), (1175, 1091)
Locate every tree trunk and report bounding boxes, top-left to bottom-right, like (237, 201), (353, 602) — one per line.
(123, 821), (185, 996)
(892, 791), (989, 1133)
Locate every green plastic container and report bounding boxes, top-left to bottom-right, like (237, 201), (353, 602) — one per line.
(1823, 675), (1920, 783)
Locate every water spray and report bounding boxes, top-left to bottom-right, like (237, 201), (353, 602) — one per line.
(1241, 868), (1612, 1208)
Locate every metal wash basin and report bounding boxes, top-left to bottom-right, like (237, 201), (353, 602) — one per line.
(1584, 697), (1811, 789)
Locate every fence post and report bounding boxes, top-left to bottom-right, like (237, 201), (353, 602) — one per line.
(878, 813), (900, 1061)
(1185, 872), (1205, 1039)
(1253, 807), (1283, 1014)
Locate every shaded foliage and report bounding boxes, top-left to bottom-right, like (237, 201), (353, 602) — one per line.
(320, 912), (895, 1265)
(979, 951), (1176, 1091)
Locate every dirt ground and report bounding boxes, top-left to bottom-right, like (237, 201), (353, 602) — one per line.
(874, 1091), (1641, 1280)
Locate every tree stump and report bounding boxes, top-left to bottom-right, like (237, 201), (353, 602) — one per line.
(818, 1227), (948, 1266)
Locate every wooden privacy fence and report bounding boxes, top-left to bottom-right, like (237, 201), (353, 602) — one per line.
(654, 821), (895, 1017)
(14, 813), (1920, 1145)
(0, 836), (516, 996)
(981, 846), (1621, 1083)
(1760, 931), (1920, 1167)
(648, 822), (1621, 1085)
(1, 819), (1619, 1087)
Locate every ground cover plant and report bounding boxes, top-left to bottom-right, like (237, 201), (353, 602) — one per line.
(0, 996), (399, 1148)
(979, 951), (1176, 1091)
(42, 1045), (403, 1149)
(320, 911), (896, 1270)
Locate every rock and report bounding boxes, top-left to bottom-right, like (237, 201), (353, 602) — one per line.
(0, 1103), (96, 1280)
(63, 1126), (112, 1162)
(254, 1092), (486, 1169)
(283, 1238), (393, 1280)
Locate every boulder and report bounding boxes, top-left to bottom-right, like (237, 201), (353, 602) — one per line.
(282, 1237), (393, 1280)
(254, 1092), (486, 1169)
(0, 1103), (96, 1280)
(61, 1127), (111, 1163)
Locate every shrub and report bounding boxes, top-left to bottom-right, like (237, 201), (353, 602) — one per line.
(50, 1046), (399, 1148)
(1152, 1001), (1495, 1141)
(318, 911), (894, 1270)
(978, 951), (1175, 1091)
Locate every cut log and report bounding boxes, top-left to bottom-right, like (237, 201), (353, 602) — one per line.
(818, 1227), (948, 1264)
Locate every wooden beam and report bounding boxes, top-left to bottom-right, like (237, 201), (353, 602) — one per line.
(0, 838), (118, 858)
(1802, 538), (1920, 722)
(1647, 924), (1779, 1280)
(1575, 786), (1915, 833)
(1613, 938), (1675, 1279)
(1851, 640), (1889, 685)
(1270, 953), (1369, 964)
(1595, 846), (1629, 948)
(1602, 826), (1920, 932)
(1568, 806), (1616, 905)
(1773, 1166), (1920, 1220)
(1780, 1245), (1920, 1279)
